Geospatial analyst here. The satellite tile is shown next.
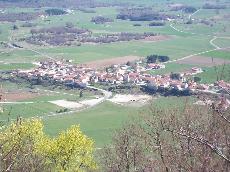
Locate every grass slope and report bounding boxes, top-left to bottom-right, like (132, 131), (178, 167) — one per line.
(43, 101), (140, 147)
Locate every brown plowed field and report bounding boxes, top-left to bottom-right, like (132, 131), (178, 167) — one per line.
(176, 56), (230, 67)
(143, 35), (172, 42)
(1, 91), (39, 101)
(84, 56), (144, 69)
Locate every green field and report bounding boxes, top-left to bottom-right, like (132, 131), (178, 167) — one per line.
(202, 50), (230, 60)
(1, 102), (61, 118)
(43, 101), (140, 147)
(214, 38), (230, 47)
(197, 64), (230, 83)
(34, 35), (214, 63)
(43, 96), (191, 147)
(149, 63), (196, 75)
(0, 63), (34, 70)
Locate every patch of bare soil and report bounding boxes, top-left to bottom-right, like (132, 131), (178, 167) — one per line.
(1, 91), (39, 101)
(176, 56), (230, 67)
(108, 94), (152, 107)
(49, 100), (84, 109)
(143, 35), (172, 42)
(84, 56), (143, 69)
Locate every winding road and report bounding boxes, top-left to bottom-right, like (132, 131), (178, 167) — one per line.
(168, 9), (230, 63)
(38, 85), (112, 118)
(209, 36), (221, 49)
(188, 9), (201, 20)
(0, 85), (113, 119)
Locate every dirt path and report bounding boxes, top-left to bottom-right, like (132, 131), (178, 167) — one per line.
(176, 55), (230, 66)
(209, 36), (221, 49)
(167, 24), (230, 63)
(188, 9), (201, 20)
(168, 11), (230, 63)
(169, 23), (197, 35)
(164, 46), (230, 64)
(0, 85), (112, 119)
(27, 48), (55, 60)
(42, 85), (112, 119)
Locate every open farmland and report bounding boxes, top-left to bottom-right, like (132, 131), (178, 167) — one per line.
(0, 0), (230, 148)
(176, 56), (230, 67)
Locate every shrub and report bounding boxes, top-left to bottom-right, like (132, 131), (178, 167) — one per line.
(149, 22), (165, 26)
(45, 9), (67, 16)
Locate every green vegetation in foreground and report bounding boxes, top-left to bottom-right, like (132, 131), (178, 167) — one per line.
(0, 79), (194, 149)
(0, 119), (96, 171)
(43, 97), (192, 147)
(197, 64), (230, 83)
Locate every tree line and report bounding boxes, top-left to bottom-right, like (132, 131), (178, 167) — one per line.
(203, 3), (226, 9)
(117, 7), (176, 21)
(25, 25), (157, 46)
(170, 5), (197, 13)
(91, 16), (114, 24)
(149, 21), (165, 26)
(0, 12), (41, 22)
(45, 8), (67, 16)
(146, 54), (170, 63)
(0, 0), (109, 8)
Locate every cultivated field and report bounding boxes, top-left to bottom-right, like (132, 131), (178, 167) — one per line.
(176, 56), (230, 67)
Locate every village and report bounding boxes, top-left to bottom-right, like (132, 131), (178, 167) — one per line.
(14, 59), (230, 97)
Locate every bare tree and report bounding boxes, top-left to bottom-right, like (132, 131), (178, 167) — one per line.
(100, 99), (230, 171)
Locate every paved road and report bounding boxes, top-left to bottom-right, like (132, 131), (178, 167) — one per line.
(0, 85), (112, 119)
(164, 46), (230, 64)
(27, 48), (55, 60)
(209, 36), (221, 49)
(168, 10), (230, 63)
(87, 85), (112, 99)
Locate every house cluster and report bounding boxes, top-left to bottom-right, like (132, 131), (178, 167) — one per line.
(14, 60), (209, 92)
(12, 60), (230, 111)
(146, 63), (165, 70)
(16, 61), (93, 87)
